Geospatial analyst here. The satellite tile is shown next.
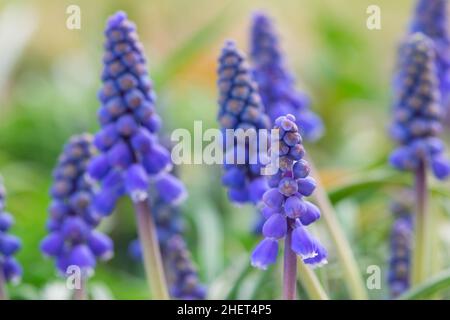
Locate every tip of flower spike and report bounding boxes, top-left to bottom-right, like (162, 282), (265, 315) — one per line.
(252, 10), (269, 22)
(221, 40), (244, 58)
(107, 11), (128, 28)
(402, 32), (435, 56)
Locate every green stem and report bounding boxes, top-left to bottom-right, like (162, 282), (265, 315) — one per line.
(307, 156), (368, 299)
(0, 269), (8, 300)
(134, 200), (170, 300)
(297, 260), (329, 300)
(283, 222), (297, 300)
(72, 277), (87, 300)
(412, 160), (429, 285)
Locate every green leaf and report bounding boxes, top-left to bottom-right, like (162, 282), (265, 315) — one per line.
(398, 269), (450, 300)
(208, 255), (251, 300)
(328, 169), (450, 204)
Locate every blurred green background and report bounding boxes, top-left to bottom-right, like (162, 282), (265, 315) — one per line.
(1, 0), (450, 299)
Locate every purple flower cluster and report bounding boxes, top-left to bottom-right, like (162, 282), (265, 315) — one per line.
(129, 196), (205, 300)
(164, 235), (206, 300)
(89, 11), (186, 212)
(389, 33), (450, 179)
(217, 40), (271, 205)
(251, 115), (327, 269)
(410, 0), (450, 108)
(388, 195), (413, 298)
(0, 180), (22, 283)
(250, 12), (323, 141)
(41, 134), (113, 276)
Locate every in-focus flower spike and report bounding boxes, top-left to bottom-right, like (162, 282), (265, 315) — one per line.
(128, 195), (205, 300)
(389, 33), (450, 180)
(388, 193), (413, 298)
(0, 178), (22, 293)
(41, 134), (113, 280)
(250, 12), (323, 141)
(217, 40), (271, 206)
(251, 114), (326, 271)
(92, 11), (186, 299)
(409, 0), (450, 112)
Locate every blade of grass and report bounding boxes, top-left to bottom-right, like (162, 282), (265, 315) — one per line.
(398, 269), (450, 300)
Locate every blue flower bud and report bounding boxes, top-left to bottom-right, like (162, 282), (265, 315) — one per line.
(155, 174), (187, 205)
(0, 212), (13, 232)
(125, 164), (149, 201)
(300, 201), (321, 226)
(303, 242), (328, 268)
(40, 233), (65, 257)
(88, 231), (114, 260)
(107, 140), (133, 168)
(293, 159), (310, 179)
(94, 124), (119, 151)
(0, 234), (21, 256)
(131, 128), (154, 153)
(251, 238), (278, 270)
(278, 177), (298, 196)
(142, 143), (172, 175)
(87, 154), (110, 180)
(284, 195), (306, 219)
(222, 167), (246, 189)
(68, 244), (96, 275)
(297, 177), (316, 196)
(116, 114), (138, 137)
(262, 188), (284, 209)
(262, 214), (287, 239)
(431, 155), (450, 180)
(2, 257), (22, 283)
(291, 225), (317, 259)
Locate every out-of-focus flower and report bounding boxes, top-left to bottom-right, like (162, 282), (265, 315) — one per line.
(89, 11), (186, 213)
(410, 0), (450, 111)
(388, 193), (413, 298)
(217, 40), (271, 205)
(41, 134), (113, 277)
(250, 12), (323, 141)
(389, 33), (450, 179)
(128, 196), (205, 300)
(0, 179), (22, 284)
(251, 115), (327, 269)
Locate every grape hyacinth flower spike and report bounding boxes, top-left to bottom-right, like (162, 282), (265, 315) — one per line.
(409, 0), (450, 120)
(250, 13), (367, 299)
(250, 12), (323, 141)
(0, 178), (22, 300)
(251, 114), (327, 300)
(217, 40), (271, 205)
(388, 193), (413, 298)
(390, 33), (450, 285)
(89, 11), (186, 299)
(40, 134), (113, 300)
(129, 180), (205, 300)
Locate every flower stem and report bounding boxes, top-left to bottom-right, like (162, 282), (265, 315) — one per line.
(307, 156), (368, 299)
(134, 199), (169, 300)
(0, 270), (8, 300)
(283, 222), (297, 300)
(297, 261), (329, 300)
(72, 277), (87, 300)
(412, 160), (429, 285)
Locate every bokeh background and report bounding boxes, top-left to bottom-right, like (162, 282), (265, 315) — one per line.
(1, 0), (450, 299)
